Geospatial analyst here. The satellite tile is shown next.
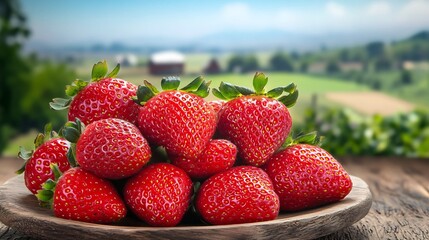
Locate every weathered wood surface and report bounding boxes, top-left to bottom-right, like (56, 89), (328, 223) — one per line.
(1, 157), (428, 239)
(0, 174), (371, 240)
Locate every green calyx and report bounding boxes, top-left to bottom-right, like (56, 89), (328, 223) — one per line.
(61, 118), (85, 167)
(281, 131), (323, 150)
(16, 123), (59, 174)
(50, 60), (120, 110)
(133, 76), (211, 105)
(212, 72), (299, 108)
(35, 164), (62, 208)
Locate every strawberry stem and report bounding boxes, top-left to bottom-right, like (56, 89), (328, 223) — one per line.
(253, 72), (268, 94)
(281, 131), (323, 150)
(51, 60), (121, 110)
(36, 163), (62, 208)
(135, 76), (211, 105)
(212, 72), (299, 108)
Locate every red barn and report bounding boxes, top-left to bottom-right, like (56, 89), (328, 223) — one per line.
(149, 51), (185, 75)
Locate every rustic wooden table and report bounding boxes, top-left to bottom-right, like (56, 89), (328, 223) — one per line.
(0, 156), (428, 240)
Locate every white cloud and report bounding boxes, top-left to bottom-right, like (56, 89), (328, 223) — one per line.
(367, 1), (392, 16)
(398, 0), (429, 27)
(325, 2), (347, 18)
(220, 2), (251, 26)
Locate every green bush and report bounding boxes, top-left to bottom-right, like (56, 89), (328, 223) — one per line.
(295, 103), (429, 158)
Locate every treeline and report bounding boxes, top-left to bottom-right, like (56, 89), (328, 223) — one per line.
(0, 0), (75, 153)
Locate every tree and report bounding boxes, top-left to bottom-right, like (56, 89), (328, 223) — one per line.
(326, 59), (340, 74)
(270, 52), (294, 72)
(374, 55), (392, 71)
(400, 70), (413, 85)
(0, 0), (31, 153)
(366, 42), (385, 58)
(227, 55), (260, 73)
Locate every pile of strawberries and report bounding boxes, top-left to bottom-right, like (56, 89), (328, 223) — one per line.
(18, 61), (352, 226)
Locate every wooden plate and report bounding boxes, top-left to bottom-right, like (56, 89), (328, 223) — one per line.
(0, 175), (372, 240)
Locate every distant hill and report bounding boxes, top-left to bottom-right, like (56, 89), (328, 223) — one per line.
(408, 31), (429, 41)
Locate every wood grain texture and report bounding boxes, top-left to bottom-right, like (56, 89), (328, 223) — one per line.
(2, 157), (428, 239)
(0, 173), (370, 240)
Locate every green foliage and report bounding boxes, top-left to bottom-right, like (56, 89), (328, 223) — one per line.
(269, 52), (294, 72)
(227, 54), (260, 73)
(0, 0), (31, 153)
(374, 55), (393, 71)
(296, 103), (429, 158)
(399, 70), (413, 85)
(20, 62), (76, 131)
(326, 59), (340, 74)
(0, 0), (77, 155)
(366, 41), (385, 58)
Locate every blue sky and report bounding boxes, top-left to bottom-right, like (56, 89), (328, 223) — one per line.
(21, 0), (429, 47)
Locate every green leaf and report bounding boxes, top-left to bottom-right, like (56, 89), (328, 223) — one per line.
(253, 72), (268, 94)
(136, 86), (155, 104)
(278, 90), (299, 108)
(219, 82), (241, 99)
(16, 147), (32, 174)
(91, 60), (108, 80)
(66, 145), (78, 167)
(191, 80), (210, 98)
(106, 63), (120, 78)
(49, 98), (72, 110)
(36, 189), (53, 202)
(34, 133), (45, 149)
(62, 127), (80, 143)
(234, 85), (255, 96)
(65, 79), (88, 97)
(41, 179), (56, 191)
(181, 76), (204, 92)
(212, 88), (228, 100)
(161, 76), (180, 90)
(266, 87), (284, 98)
(284, 83), (297, 94)
(43, 123), (53, 141)
(294, 131), (318, 144)
(50, 163), (63, 180)
(144, 80), (159, 93)
(18, 146), (32, 161)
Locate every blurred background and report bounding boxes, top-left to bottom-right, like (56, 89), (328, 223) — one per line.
(1, 0), (429, 162)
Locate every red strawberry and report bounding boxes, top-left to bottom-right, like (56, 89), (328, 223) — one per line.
(50, 61), (138, 125)
(63, 118), (151, 179)
(264, 143), (353, 212)
(171, 139), (237, 180)
(123, 163), (193, 227)
(136, 77), (216, 158)
(208, 100), (225, 119)
(37, 166), (127, 224)
(196, 166), (279, 225)
(17, 124), (71, 194)
(214, 72), (298, 166)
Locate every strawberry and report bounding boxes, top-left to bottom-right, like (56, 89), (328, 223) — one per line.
(63, 118), (151, 179)
(50, 61), (139, 125)
(17, 124), (71, 194)
(264, 138), (353, 212)
(123, 163), (193, 227)
(196, 166), (279, 225)
(213, 72), (298, 166)
(171, 139), (237, 180)
(37, 166), (127, 224)
(135, 76), (216, 158)
(208, 100), (225, 119)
